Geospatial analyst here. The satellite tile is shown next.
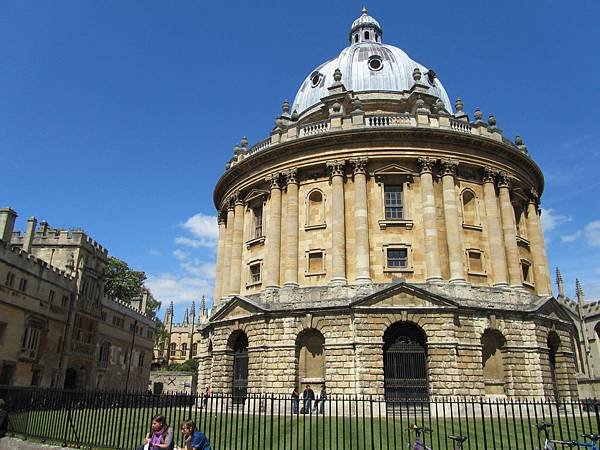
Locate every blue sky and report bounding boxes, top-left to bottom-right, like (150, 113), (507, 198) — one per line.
(2, 1), (599, 322)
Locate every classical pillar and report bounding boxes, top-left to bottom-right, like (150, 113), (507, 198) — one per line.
(351, 158), (371, 283)
(497, 173), (522, 288)
(213, 212), (226, 301)
(284, 169), (299, 287)
(440, 159), (466, 283)
(327, 160), (347, 285)
(228, 193), (244, 295)
(526, 190), (551, 295)
(417, 157), (442, 282)
(265, 174), (282, 289)
(221, 202), (235, 297)
(482, 167), (508, 287)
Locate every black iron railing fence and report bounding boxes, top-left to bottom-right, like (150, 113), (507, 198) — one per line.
(0, 386), (599, 450)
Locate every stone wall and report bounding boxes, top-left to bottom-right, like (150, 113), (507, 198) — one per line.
(148, 371), (197, 395)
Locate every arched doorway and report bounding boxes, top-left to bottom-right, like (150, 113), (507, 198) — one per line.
(548, 332), (561, 401)
(383, 322), (428, 401)
(64, 368), (77, 390)
(295, 329), (325, 392)
(481, 329), (507, 395)
(230, 331), (248, 404)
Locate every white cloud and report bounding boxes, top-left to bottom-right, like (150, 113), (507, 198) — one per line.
(146, 273), (213, 305)
(585, 221), (600, 246)
(174, 236), (215, 249)
(173, 249), (190, 260)
(149, 249), (161, 256)
(541, 208), (571, 233)
(561, 230), (582, 243)
(181, 213), (218, 241)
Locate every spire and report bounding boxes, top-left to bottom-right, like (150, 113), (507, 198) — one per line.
(362, 6), (368, 15)
(200, 295), (206, 316)
(576, 279), (585, 304)
(556, 267), (565, 298)
(183, 307), (189, 325)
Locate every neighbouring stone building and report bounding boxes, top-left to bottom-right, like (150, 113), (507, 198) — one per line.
(556, 272), (600, 398)
(153, 298), (209, 367)
(197, 8), (579, 400)
(0, 207), (156, 391)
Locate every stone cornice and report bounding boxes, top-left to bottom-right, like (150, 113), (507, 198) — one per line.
(214, 127), (545, 209)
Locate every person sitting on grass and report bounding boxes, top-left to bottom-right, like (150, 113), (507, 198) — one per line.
(138, 414), (174, 450)
(175, 420), (210, 450)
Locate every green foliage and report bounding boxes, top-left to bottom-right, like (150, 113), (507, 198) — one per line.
(144, 295), (161, 321)
(161, 359), (199, 373)
(103, 256), (146, 303)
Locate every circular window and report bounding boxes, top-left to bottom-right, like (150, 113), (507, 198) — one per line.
(310, 71), (322, 88)
(368, 56), (383, 71)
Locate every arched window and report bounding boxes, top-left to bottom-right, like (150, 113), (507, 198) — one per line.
(99, 341), (110, 366)
(354, 34), (358, 43)
(306, 190), (325, 227)
(181, 343), (188, 354)
(383, 322), (428, 401)
(170, 342), (176, 356)
(461, 189), (478, 226)
(228, 331), (249, 403)
(192, 343), (198, 356)
(296, 329), (325, 392)
(548, 332), (561, 401)
(364, 31), (370, 40)
(481, 329), (507, 395)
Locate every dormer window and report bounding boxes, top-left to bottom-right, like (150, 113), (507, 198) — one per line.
(310, 71), (322, 88)
(368, 55), (383, 71)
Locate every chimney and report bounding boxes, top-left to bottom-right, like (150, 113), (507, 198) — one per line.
(0, 207), (17, 243)
(23, 216), (37, 253)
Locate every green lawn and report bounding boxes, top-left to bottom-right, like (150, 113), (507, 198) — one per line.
(8, 406), (600, 450)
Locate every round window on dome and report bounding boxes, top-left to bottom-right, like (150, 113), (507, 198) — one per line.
(309, 71), (322, 88)
(368, 55), (383, 71)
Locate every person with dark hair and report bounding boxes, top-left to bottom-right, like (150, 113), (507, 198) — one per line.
(0, 399), (8, 438)
(138, 415), (174, 450)
(291, 387), (299, 414)
(176, 420), (210, 450)
(302, 385), (315, 414)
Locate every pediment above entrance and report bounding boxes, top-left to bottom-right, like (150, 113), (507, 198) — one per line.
(210, 296), (265, 322)
(371, 163), (414, 181)
(351, 282), (458, 310)
(533, 297), (574, 324)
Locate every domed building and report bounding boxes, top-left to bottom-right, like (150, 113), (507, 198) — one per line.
(198, 9), (578, 400)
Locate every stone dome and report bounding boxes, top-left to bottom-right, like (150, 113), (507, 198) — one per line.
(292, 9), (452, 115)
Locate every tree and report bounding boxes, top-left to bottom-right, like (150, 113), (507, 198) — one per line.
(104, 256), (146, 303)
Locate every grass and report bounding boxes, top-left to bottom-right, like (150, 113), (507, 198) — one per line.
(8, 405), (600, 450)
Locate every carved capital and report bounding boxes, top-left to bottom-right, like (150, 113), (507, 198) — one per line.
(529, 188), (540, 207)
(482, 166), (496, 183)
(417, 157), (436, 174)
(440, 159), (458, 177)
(217, 211), (227, 225)
(326, 160), (346, 178)
(284, 168), (299, 186)
(497, 171), (512, 189)
(265, 173), (282, 190)
(350, 157), (368, 176)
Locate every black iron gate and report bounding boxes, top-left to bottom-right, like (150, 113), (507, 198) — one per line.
(232, 348), (248, 404)
(384, 336), (428, 401)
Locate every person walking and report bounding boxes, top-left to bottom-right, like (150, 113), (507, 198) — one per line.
(302, 385), (315, 414)
(318, 385), (327, 414)
(291, 387), (299, 414)
(175, 420), (211, 450)
(202, 386), (211, 409)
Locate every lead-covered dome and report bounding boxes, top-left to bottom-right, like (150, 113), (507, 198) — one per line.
(292, 8), (452, 115)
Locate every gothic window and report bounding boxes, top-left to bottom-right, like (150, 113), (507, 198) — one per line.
(138, 352), (145, 368)
(181, 343), (188, 354)
(99, 342), (110, 366)
(48, 290), (55, 303)
(192, 343), (198, 356)
(18, 277), (28, 292)
(306, 189), (325, 228)
(384, 186), (403, 219)
(21, 326), (41, 360)
(5, 272), (14, 287)
(170, 342), (177, 356)
(461, 189), (479, 226)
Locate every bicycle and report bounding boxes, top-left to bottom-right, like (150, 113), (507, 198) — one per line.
(536, 422), (578, 449)
(407, 424), (468, 450)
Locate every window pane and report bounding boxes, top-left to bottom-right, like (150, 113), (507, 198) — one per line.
(384, 186), (403, 220)
(387, 248), (408, 268)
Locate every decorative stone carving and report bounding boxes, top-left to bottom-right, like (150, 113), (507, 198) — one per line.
(482, 166), (496, 183)
(417, 157), (436, 174)
(515, 135), (529, 154)
(326, 160), (346, 178)
(217, 211), (226, 225)
(284, 168), (299, 185)
(488, 113), (497, 129)
(352, 97), (363, 113)
(266, 173), (282, 190)
(333, 68), (342, 82)
(454, 98), (466, 117)
(415, 97), (430, 114)
(497, 171), (511, 188)
(282, 100), (290, 115)
(240, 136), (248, 149)
(440, 159), (458, 176)
(350, 158), (368, 175)
(413, 67), (422, 82)
(473, 107), (484, 123)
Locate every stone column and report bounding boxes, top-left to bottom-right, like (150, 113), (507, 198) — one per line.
(265, 174), (282, 289)
(482, 167), (508, 287)
(213, 212), (227, 301)
(327, 160), (347, 285)
(284, 169), (299, 287)
(417, 157), (442, 282)
(498, 172), (522, 288)
(440, 159), (466, 283)
(229, 193), (245, 295)
(351, 158), (371, 283)
(221, 202), (235, 297)
(527, 190), (551, 295)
